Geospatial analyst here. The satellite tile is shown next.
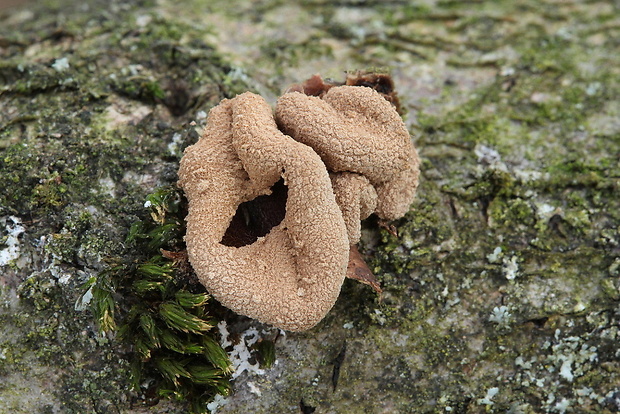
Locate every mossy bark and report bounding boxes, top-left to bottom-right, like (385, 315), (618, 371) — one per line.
(1, 0), (619, 413)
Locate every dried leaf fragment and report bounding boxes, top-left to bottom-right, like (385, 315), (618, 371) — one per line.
(346, 246), (382, 295)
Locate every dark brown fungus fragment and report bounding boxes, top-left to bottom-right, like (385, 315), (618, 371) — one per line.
(300, 399), (317, 414)
(286, 73), (339, 97)
(332, 341), (347, 391)
(287, 72), (401, 113)
(345, 71), (401, 113)
(347, 245), (382, 295)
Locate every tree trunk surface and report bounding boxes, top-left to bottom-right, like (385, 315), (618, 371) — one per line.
(1, 0), (619, 413)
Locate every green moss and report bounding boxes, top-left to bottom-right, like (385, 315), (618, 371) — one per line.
(86, 186), (232, 413)
(140, 15), (184, 43)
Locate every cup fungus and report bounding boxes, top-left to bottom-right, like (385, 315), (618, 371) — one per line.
(178, 74), (419, 331)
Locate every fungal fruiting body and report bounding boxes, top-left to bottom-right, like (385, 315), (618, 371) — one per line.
(178, 76), (419, 331)
(276, 85), (420, 233)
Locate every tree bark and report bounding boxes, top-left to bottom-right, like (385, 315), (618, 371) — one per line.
(1, 0), (619, 412)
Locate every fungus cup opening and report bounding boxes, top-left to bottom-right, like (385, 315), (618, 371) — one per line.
(220, 178), (288, 248)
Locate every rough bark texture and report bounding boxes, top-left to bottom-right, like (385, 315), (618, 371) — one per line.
(1, 0), (619, 413)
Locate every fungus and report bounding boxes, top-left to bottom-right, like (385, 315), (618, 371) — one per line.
(178, 75), (419, 331)
(178, 92), (350, 331)
(276, 83), (420, 241)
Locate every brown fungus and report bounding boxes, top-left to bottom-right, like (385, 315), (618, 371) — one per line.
(178, 78), (419, 331)
(276, 84), (420, 241)
(178, 92), (350, 331)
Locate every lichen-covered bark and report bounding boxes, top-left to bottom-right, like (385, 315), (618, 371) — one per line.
(0, 0), (248, 412)
(1, 0), (619, 413)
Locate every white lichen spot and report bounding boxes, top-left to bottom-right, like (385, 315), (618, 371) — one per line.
(556, 26), (573, 40)
(536, 202), (557, 219)
(576, 386), (596, 404)
(581, 344), (598, 363)
(52, 57), (70, 72)
(0, 216), (26, 267)
(75, 285), (93, 311)
(585, 82), (601, 96)
(122, 64), (142, 76)
(489, 306), (511, 325)
(372, 309), (386, 325)
(503, 255), (519, 280)
(487, 246), (502, 263)
(105, 102), (152, 128)
(446, 295), (460, 308)
(217, 322), (265, 379)
(135, 14), (152, 27)
(206, 394), (229, 413)
(247, 381), (262, 396)
(559, 357), (574, 381)
(553, 398), (570, 413)
(58, 273), (72, 285)
(546, 331), (598, 388)
(98, 176), (116, 198)
(573, 302), (586, 312)
(478, 387), (499, 405)
(217, 321), (232, 348)
(500, 66), (515, 76)
(474, 144), (501, 165)
(168, 132), (183, 156)
(514, 169), (543, 182)
(515, 356), (528, 368)
(226, 67), (251, 85)
(530, 92), (556, 103)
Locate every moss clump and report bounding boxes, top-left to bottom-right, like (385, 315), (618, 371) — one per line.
(85, 186), (232, 413)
